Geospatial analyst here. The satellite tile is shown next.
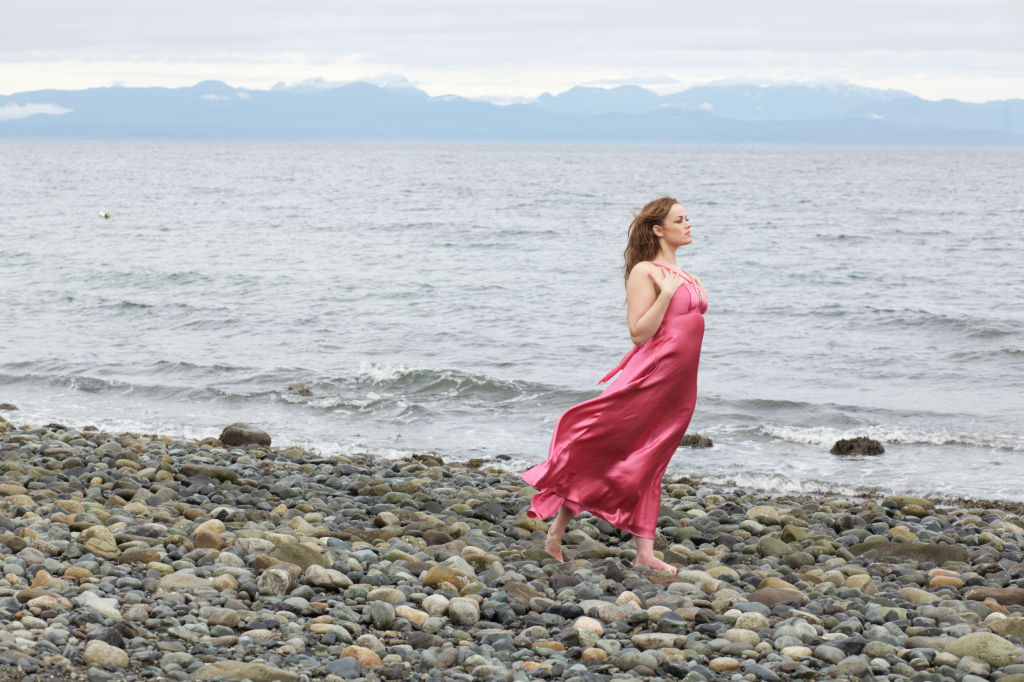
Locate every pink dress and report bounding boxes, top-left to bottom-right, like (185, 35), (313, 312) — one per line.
(521, 262), (707, 538)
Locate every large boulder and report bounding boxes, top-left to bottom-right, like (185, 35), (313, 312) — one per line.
(219, 423), (271, 448)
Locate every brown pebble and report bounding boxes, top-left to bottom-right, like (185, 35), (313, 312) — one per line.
(30, 570), (52, 589)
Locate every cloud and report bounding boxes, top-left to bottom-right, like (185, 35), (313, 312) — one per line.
(583, 75), (682, 87)
(199, 94), (232, 100)
(0, 102), (73, 121)
(271, 73), (422, 93)
(1, 1), (1023, 102)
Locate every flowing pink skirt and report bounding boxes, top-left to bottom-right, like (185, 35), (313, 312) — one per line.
(521, 283), (706, 538)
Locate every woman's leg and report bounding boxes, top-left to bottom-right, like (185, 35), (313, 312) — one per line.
(544, 505), (575, 562)
(634, 536), (678, 574)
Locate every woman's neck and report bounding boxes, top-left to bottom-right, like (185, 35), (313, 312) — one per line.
(653, 247), (679, 268)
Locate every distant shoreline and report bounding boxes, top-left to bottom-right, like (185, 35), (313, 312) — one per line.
(3, 80), (1023, 149)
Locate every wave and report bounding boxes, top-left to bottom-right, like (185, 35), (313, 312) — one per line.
(335, 361), (589, 407)
(672, 470), (894, 499)
(760, 423), (1024, 452)
(858, 306), (1022, 340)
(0, 359), (593, 414)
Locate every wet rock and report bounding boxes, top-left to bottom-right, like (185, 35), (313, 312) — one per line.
(287, 382), (314, 396)
(830, 436), (884, 455)
(680, 433), (713, 448)
(219, 422), (272, 447)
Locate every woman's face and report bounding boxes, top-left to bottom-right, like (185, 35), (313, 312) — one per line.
(655, 204), (691, 247)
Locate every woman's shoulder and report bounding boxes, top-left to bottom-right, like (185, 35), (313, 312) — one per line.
(629, 261), (658, 276)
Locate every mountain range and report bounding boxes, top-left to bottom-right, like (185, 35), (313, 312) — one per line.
(1, 79), (1022, 148)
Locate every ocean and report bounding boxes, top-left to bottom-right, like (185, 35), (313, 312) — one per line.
(2, 142), (1022, 500)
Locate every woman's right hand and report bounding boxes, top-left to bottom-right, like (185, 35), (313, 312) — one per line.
(649, 267), (684, 297)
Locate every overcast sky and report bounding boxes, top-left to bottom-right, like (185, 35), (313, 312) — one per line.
(3, 1), (1023, 102)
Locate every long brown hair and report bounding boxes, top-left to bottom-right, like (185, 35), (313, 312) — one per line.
(623, 195), (679, 287)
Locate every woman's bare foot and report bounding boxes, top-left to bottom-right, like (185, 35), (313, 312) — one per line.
(634, 536), (678, 574)
(543, 505), (575, 563)
(544, 528), (564, 563)
(634, 555), (678, 574)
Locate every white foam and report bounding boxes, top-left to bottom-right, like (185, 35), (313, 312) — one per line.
(761, 423), (1024, 451)
(692, 471), (892, 498)
(12, 414), (223, 443)
(357, 360), (413, 384)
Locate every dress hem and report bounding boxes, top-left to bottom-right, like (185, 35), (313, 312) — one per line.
(523, 487), (656, 539)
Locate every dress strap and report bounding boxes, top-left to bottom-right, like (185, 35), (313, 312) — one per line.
(650, 261), (696, 285)
(599, 345), (641, 384)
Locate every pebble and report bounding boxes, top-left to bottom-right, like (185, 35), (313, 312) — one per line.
(4, 415), (1024, 682)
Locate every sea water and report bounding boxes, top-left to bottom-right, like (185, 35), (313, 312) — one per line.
(2, 142), (1022, 500)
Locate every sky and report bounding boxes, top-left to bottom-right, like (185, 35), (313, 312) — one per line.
(3, 1), (1024, 103)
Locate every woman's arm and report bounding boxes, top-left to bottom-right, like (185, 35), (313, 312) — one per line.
(626, 263), (683, 346)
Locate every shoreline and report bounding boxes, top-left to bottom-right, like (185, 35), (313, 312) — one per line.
(4, 415), (1024, 682)
(4, 409), (1021, 515)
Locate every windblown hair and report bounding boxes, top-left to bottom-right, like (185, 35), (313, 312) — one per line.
(623, 195), (679, 287)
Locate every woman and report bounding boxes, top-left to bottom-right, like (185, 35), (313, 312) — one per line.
(521, 196), (706, 574)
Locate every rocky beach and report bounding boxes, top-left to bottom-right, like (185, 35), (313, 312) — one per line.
(3, 414), (1024, 682)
